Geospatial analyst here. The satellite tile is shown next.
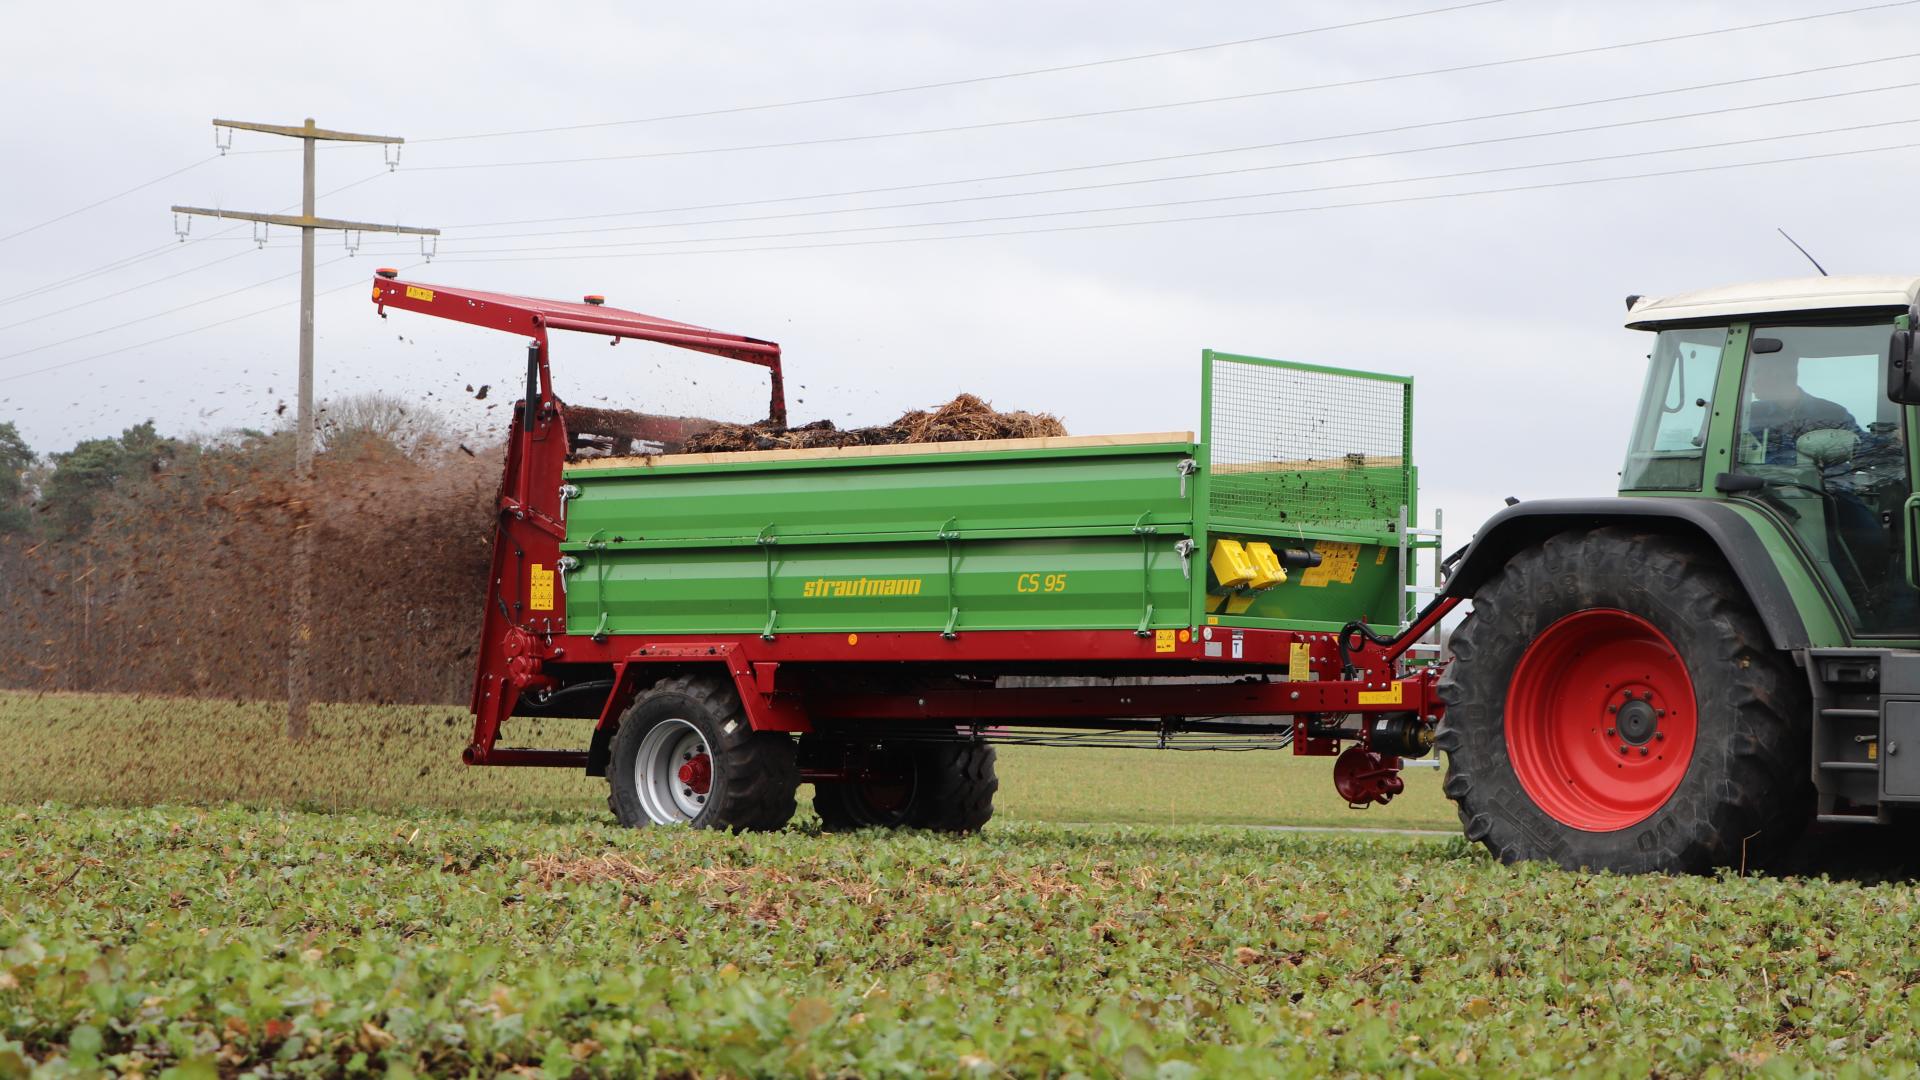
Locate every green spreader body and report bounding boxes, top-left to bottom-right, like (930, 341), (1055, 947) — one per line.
(558, 352), (1418, 640)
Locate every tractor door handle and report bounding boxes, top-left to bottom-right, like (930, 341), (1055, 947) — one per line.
(1905, 493), (1920, 590)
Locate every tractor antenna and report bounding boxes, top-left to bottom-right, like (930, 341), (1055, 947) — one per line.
(1777, 228), (1829, 277)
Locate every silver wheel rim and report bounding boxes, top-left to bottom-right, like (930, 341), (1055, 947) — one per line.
(634, 718), (711, 824)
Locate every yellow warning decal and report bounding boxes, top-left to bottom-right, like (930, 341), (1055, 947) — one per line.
(528, 563), (555, 611)
(1154, 628), (1176, 653)
(405, 285), (435, 302)
(1288, 642), (1311, 681)
(1357, 683), (1404, 706)
(1298, 541), (1360, 587)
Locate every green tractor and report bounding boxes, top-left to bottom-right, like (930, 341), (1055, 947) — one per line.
(1439, 275), (1920, 873)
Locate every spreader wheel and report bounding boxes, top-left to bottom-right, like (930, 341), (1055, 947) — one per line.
(608, 673), (798, 832)
(813, 741), (999, 833)
(1436, 528), (1810, 874)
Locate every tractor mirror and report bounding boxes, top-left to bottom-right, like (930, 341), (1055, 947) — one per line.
(1889, 329), (1920, 404)
(1750, 337), (1784, 354)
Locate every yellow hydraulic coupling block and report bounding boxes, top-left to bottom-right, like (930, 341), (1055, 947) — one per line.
(1243, 541), (1288, 589)
(1209, 538), (1256, 589)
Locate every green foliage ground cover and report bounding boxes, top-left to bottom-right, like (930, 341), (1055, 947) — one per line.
(4, 805), (1920, 1077)
(0, 692), (1457, 831)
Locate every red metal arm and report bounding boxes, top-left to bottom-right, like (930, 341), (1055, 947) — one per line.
(371, 275), (786, 423)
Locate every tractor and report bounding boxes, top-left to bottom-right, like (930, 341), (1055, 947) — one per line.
(1438, 274), (1920, 872)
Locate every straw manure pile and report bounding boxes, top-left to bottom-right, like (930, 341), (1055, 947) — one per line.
(680, 394), (1066, 452)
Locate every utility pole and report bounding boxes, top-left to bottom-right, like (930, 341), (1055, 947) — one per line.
(171, 118), (438, 740)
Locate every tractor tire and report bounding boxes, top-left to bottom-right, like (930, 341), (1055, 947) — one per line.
(814, 742), (999, 833)
(1436, 527), (1810, 874)
(607, 673), (798, 832)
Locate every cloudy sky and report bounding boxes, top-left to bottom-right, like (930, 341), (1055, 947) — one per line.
(3, 0), (1916, 539)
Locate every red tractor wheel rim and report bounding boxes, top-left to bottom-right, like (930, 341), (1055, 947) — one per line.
(1505, 608), (1698, 832)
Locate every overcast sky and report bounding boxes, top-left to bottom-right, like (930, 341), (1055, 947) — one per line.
(3, 0), (1917, 540)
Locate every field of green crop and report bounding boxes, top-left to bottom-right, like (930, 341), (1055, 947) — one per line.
(6, 691), (1919, 1076)
(7, 805), (1920, 1077)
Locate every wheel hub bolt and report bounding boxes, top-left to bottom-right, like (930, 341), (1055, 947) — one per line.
(1619, 746), (1630, 756)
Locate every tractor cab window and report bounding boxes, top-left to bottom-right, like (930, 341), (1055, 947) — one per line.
(1733, 322), (1915, 636)
(1621, 327), (1726, 491)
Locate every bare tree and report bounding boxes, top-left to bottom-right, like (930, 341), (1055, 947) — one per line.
(316, 393), (449, 460)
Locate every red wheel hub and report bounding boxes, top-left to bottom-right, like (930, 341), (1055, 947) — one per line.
(1505, 608), (1697, 831)
(676, 753), (712, 795)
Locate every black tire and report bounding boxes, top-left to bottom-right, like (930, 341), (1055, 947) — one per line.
(814, 741), (998, 833)
(1436, 528), (1810, 874)
(607, 672), (798, 832)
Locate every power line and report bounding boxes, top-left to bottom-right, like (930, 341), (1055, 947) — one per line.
(407, 0), (1515, 145)
(0, 170), (389, 311)
(433, 136), (1920, 264)
(387, 78), (1920, 248)
(0, 156), (219, 246)
(0, 246), (260, 333)
(0, 241), (188, 308)
(436, 52), (1920, 233)
(409, 0), (1920, 173)
(0, 265), (410, 385)
(0, 255), (353, 362)
(427, 116), (1920, 256)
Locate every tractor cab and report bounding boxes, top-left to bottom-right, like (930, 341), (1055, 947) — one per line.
(1622, 275), (1920, 641)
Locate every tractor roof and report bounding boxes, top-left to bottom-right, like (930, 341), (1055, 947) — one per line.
(1625, 274), (1920, 330)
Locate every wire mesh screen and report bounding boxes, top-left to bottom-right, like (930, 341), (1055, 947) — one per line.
(1205, 355), (1411, 535)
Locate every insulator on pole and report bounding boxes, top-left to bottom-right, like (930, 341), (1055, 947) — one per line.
(252, 221), (269, 249)
(420, 235), (437, 262)
(384, 143), (402, 172)
(215, 126), (233, 155)
(343, 229), (361, 256)
(173, 214), (191, 242)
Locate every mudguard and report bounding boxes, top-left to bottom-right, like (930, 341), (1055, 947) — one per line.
(1442, 498), (1814, 650)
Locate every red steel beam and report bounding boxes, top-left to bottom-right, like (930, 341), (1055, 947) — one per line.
(372, 275), (786, 422)
(803, 674), (1440, 725)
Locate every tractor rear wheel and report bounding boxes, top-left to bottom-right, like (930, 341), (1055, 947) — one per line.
(608, 673), (799, 832)
(1436, 528), (1809, 874)
(813, 741), (999, 833)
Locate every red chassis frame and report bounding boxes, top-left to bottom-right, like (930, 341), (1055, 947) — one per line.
(371, 274), (1455, 808)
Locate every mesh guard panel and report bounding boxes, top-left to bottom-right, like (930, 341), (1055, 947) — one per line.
(1205, 354), (1411, 537)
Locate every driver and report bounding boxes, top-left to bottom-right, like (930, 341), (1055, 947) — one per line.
(1744, 354), (1860, 465)
(1745, 351), (1889, 591)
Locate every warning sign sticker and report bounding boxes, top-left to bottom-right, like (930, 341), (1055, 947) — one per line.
(528, 563), (555, 611)
(1298, 542), (1360, 587)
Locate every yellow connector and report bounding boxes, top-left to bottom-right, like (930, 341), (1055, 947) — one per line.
(1210, 538), (1255, 589)
(1243, 541), (1288, 589)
